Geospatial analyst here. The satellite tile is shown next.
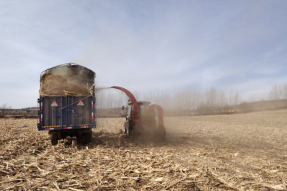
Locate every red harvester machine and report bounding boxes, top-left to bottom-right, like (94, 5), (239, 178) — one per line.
(111, 86), (166, 139)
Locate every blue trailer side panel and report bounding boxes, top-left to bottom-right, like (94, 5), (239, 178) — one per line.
(37, 96), (96, 130)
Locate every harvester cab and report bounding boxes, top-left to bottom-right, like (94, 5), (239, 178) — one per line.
(126, 101), (150, 119)
(125, 101), (151, 135)
(137, 101), (151, 116)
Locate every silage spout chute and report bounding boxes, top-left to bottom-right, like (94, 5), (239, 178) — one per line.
(111, 86), (139, 124)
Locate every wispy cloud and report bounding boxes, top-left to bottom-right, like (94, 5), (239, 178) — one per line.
(0, 0), (287, 108)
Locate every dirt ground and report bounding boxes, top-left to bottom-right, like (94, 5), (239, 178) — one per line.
(1, 110), (287, 190)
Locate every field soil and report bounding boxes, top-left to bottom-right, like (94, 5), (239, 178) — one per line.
(1, 110), (287, 190)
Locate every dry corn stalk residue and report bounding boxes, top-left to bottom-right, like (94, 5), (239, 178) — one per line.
(1, 110), (287, 190)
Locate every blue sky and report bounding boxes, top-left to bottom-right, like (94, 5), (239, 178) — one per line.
(1, 0), (287, 108)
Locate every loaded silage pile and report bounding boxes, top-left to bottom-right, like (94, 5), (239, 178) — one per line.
(39, 64), (95, 97)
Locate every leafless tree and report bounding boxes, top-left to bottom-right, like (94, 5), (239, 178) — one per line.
(95, 86), (246, 116)
(249, 95), (255, 102)
(143, 92), (155, 105)
(157, 92), (172, 110)
(234, 92), (240, 105)
(205, 87), (218, 112)
(269, 85), (282, 100)
(282, 83), (287, 99)
(132, 91), (142, 101)
(189, 90), (201, 110)
(227, 91), (240, 106)
(228, 91), (234, 105)
(217, 92), (227, 107)
(173, 91), (185, 110)
(0, 104), (12, 117)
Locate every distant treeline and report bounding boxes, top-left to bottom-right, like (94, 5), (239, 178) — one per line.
(269, 83), (287, 100)
(95, 86), (287, 117)
(1, 83), (287, 118)
(0, 104), (38, 118)
(95, 87), (241, 111)
(95, 99), (287, 117)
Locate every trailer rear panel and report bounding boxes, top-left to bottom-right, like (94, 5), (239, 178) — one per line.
(37, 96), (96, 131)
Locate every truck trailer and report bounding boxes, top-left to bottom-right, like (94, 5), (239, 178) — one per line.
(37, 63), (96, 145)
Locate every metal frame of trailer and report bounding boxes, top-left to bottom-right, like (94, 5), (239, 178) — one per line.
(37, 96), (96, 131)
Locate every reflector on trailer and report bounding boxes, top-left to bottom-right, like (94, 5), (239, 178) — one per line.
(77, 100), (85, 106)
(50, 101), (58, 107)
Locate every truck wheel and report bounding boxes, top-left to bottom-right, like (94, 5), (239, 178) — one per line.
(84, 132), (92, 144)
(77, 136), (82, 145)
(51, 134), (58, 145)
(81, 129), (92, 144)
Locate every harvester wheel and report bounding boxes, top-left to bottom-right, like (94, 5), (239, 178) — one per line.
(124, 121), (130, 136)
(126, 127), (131, 136)
(157, 131), (165, 141)
(124, 121), (135, 136)
(51, 134), (58, 145)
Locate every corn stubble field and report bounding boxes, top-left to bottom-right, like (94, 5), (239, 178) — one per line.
(1, 110), (287, 190)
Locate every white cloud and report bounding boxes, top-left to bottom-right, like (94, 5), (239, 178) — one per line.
(0, 0), (287, 108)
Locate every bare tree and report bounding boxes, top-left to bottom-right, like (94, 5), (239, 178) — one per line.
(234, 92), (240, 105)
(282, 83), (287, 99)
(143, 92), (155, 104)
(189, 90), (201, 110)
(217, 92), (227, 107)
(173, 91), (187, 110)
(132, 91), (141, 101)
(0, 104), (12, 117)
(95, 86), (247, 115)
(269, 85), (282, 100)
(161, 92), (172, 110)
(228, 91), (234, 105)
(205, 87), (218, 113)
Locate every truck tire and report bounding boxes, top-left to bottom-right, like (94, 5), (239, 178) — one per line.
(51, 134), (58, 145)
(84, 131), (92, 144)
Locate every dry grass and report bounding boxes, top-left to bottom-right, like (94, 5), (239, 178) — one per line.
(1, 110), (287, 190)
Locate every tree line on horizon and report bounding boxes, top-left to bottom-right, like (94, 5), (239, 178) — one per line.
(95, 82), (287, 113)
(1, 82), (287, 116)
(95, 88), (241, 112)
(269, 83), (287, 101)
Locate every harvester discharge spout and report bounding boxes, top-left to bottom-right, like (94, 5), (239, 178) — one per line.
(111, 86), (139, 124)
